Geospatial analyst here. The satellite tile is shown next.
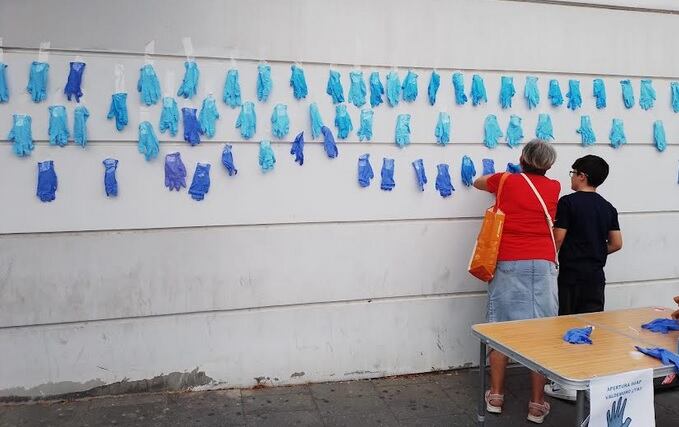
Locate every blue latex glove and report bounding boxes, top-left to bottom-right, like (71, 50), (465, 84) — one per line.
(65, 61), (86, 103)
(137, 64), (161, 106)
(524, 76), (539, 109)
(499, 76), (515, 109)
(138, 121), (159, 161)
(381, 158), (395, 191)
(609, 118), (626, 148)
(386, 71), (401, 107)
(635, 346), (679, 373)
(369, 71), (384, 107)
(357, 153), (374, 188)
(620, 80), (634, 109)
(428, 70), (440, 105)
(290, 131), (304, 165)
(563, 326), (593, 344)
(321, 126), (338, 158)
(257, 64), (272, 102)
(221, 144), (238, 176)
(402, 70), (418, 102)
(482, 159), (495, 175)
(435, 112), (451, 145)
(506, 163), (522, 173)
(177, 61), (199, 99)
(48, 105), (69, 147)
(271, 103), (290, 139)
(452, 72), (468, 105)
(483, 115), (503, 149)
(435, 164), (453, 197)
(259, 140), (276, 172)
(548, 79), (563, 107)
(348, 71), (366, 108)
(102, 158), (118, 197)
(8, 114), (34, 157)
(535, 113), (553, 140)
(334, 104), (353, 139)
(566, 79), (582, 110)
(182, 107), (203, 146)
(593, 78), (606, 109)
(0, 62), (8, 102)
(654, 120), (666, 152)
(606, 397), (632, 427)
(395, 114), (411, 148)
(165, 152), (187, 191)
(236, 101), (256, 139)
(326, 70), (344, 104)
(159, 97), (179, 136)
(37, 160), (57, 202)
(672, 82), (679, 113)
(73, 106), (90, 147)
(471, 74), (487, 106)
(198, 95), (220, 138)
(27, 61), (49, 103)
(188, 163), (211, 201)
(412, 159), (428, 192)
(357, 108), (374, 142)
(506, 115), (523, 148)
(461, 155), (476, 187)
(107, 93), (128, 131)
(640, 79), (656, 110)
(309, 103), (324, 139)
(290, 64), (308, 100)
(222, 69), (242, 108)
(641, 318), (679, 334)
(577, 115), (596, 147)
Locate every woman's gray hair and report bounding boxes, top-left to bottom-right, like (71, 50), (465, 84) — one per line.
(521, 139), (556, 171)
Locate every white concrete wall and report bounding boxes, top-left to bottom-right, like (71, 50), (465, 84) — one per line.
(1, 0), (679, 396)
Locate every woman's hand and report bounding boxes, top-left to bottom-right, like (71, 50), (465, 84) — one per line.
(473, 174), (491, 191)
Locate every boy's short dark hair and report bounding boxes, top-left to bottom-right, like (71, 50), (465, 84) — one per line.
(572, 155), (609, 187)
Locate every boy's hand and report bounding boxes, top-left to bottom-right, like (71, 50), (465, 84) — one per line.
(672, 296), (679, 320)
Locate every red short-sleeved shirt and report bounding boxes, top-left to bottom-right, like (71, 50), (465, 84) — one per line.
(486, 172), (561, 262)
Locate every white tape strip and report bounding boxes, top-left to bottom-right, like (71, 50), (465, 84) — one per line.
(114, 64), (125, 93)
(182, 37), (194, 61)
(144, 40), (155, 65)
(38, 41), (50, 62)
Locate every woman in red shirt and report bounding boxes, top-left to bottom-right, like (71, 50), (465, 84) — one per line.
(473, 139), (560, 424)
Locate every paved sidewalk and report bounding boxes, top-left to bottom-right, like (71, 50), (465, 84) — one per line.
(1, 367), (678, 426)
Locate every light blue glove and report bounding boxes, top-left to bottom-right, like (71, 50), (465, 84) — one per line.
(640, 79), (656, 110)
(182, 107), (203, 146)
(471, 74), (487, 106)
(499, 76), (515, 109)
(620, 80), (634, 109)
(402, 70), (418, 102)
(103, 158), (118, 197)
(259, 140), (276, 172)
(535, 113), (553, 140)
(636, 347), (679, 373)
(563, 326), (593, 344)
(453, 72), (468, 105)
(236, 101), (256, 139)
(37, 160), (57, 202)
(290, 64), (308, 100)
(381, 158), (395, 191)
(309, 102), (324, 139)
(672, 82), (679, 113)
(548, 79), (563, 106)
(326, 70), (344, 104)
(48, 105), (69, 147)
(8, 114), (34, 157)
(321, 126), (338, 158)
(386, 71), (401, 107)
(334, 104), (353, 139)
(177, 61), (199, 99)
(593, 78), (606, 109)
(577, 115), (596, 146)
(198, 95), (220, 139)
(641, 318), (679, 334)
(188, 163), (211, 201)
(435, 164), (453, 197)
(435, 112), (450, 145)
(461, 155), (476, 187)
(107, 93), (128, 131)
(654, 120), (666, 152)
(609, 118), (626, 148)
(428, 70), (440, 105)
(165, 152), (187, 191)
(524, 76), (539, 109)
(357, 108), (374, 142)
(257, 64), (272, 102)
(65, 62), (86, 103)
(223, 69), (242, 108)
(370, 71), (384, 107)
(566, 79), (582, 110)
(137, 64), (160, 106)
(357, 153), (374, 188)
(27, 61), (49, 103)
(506, 115), (523, 148)
(159, 97), (179, 136)
(482, 159), (495, 175)
(138, 121), (159, 161)
(73, 106), (90, 147)
(0, 63), (8, 102)
(222, 144), (238, 176)
(348, 71), (367, 107)
(506, 163), (522, 173)
(290, 131), (304, 165)
(413, 159), (428, 192)
(483, 115), (503, 149)
(395, 114), (411, 148)
(271, 103), (290, 139)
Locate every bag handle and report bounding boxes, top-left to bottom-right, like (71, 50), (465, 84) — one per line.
(493, 173), (510, 213)
(520, 173), (558, 266)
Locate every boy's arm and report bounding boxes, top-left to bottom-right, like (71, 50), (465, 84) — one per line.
(607, 230), (623, 254)
(553, 227), (567, 251)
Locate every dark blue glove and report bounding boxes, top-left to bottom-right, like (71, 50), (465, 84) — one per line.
(177, 61), (199, 99)
(222, 144), (238, 176)
(506, 163), (522, 173)
(0, 62), (8, 103)
(73, 106), (90, 147)
(641, 318), (679, 334)
(64, 61), (85, 102)
(428, 70), (440, 106)
(165, 152), (187, 191)
(381, 158), (395, 191)
(137, 64), (161, 106)
(37, 160), (57, 202)
(357, 153), (374, 188)
(471, 74), (487, 106)
(499, 76), (515, 109)
(566, 79), (582, 111)
(563, 326), (593, 344)
(257, 64), (272, 102)
(290, 64), (308, 100)
(548, 79), (563, 107)
(452, 72), (467, 105)
(412, 159), (428, 192)
(27, 61), (49, 103)
(370, 71), (384, 107)
(482, 159), (495, 175)
(326, 70), (345, 104)
(8, 114), (34, 157)
(321, 126), (338, 159)
(223, 69), (242, 108)
(461, 155), (476, 187)
(290, 132), (304, 165)
(402, 70), (418, 102)
(524, 76), (539, 109)
(107, 93), (128, 131)
(48, 105), (69, 147)
(182, 107), (203, 146)
(188, 163), (211, 201)
(435, 163), (453, 197)
(635, 346), (679, 373)
(348, 71), (366, 107)
(103, 158), (118, 197)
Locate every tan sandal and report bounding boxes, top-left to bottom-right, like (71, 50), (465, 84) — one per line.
(527, 400), (550, 424)
(485, 390), (504, 414)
